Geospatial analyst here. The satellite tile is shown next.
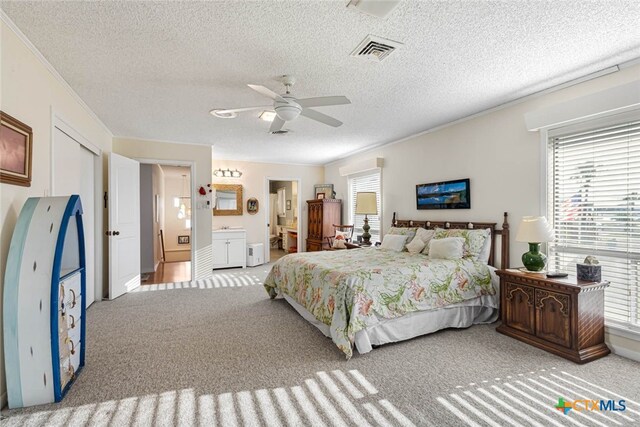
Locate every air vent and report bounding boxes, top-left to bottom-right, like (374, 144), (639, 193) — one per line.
(350, 35), (402, 62)
(270, 130), (290, 135)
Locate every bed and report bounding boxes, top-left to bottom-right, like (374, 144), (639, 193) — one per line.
(264, 212), (510, 358)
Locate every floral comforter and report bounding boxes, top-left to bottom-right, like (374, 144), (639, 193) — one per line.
(264, 248), (495, 358)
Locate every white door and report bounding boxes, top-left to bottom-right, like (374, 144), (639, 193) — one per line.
(108, 153), (141, 299)
(53, 127), (97, 306)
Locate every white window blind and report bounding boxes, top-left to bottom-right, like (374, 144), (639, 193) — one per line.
(548, 120), (640, 330)
(349, 171), (381, 243)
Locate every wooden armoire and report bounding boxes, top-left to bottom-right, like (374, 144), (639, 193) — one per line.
(306, 199), (342, 251)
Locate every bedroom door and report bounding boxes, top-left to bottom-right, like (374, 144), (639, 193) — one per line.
(108, 153), (141, 299)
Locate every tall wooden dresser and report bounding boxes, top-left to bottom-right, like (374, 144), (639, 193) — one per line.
(306, 199), (342, 251)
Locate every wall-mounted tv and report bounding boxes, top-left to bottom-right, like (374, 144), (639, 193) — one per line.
(416, 178), (470, 210)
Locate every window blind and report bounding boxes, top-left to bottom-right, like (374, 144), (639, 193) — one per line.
(548, 120), (640, 330)
(349, 171), (381, 243)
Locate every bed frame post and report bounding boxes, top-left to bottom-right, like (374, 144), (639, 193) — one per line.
(501, 212), (509, 269)
(392, 212), (396, 227)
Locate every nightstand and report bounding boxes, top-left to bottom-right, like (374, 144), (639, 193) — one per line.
(496, 269), (610, 364)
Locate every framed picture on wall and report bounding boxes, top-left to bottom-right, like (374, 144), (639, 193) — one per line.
(317, 193), (325, 199)
(178, 235), (190, 244)
(0, 111), (33, 187)
(314, 184), (333, 199)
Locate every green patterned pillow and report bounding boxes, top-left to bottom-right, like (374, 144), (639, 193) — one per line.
(387, 227), (418, 250)
(433, 227), (490, 260)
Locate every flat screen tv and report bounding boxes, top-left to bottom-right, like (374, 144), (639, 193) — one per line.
(416, 178), (470, 210)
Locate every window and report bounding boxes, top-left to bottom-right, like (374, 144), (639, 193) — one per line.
(547, 119), (640, 330)
(348, 170), (381, 243)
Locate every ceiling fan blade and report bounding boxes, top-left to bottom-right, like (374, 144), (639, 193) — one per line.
(269, 116), (286, 133)
(215, 105), (272, 114)
(248, 84), (289, 103)
(296, 96), (351, 108)
(300, 108), (343, 127)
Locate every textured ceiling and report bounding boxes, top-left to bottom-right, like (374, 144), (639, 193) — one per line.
(3, 1), (640, 165)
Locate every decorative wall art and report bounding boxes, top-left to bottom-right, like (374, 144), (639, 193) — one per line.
(0, 111), (33, 187)
(247, 197), (259, 215)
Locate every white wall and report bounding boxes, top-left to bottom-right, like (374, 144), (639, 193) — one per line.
(151, 164), (164, 268)
(113, 138), (213, 279)
(325, 62), (640, 359)
(0, 18), (113, 405)
(211, 159), (324, 249)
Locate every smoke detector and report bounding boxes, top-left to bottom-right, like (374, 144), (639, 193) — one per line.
(347, 0), (401, 18)
(351, 35), (403, 62)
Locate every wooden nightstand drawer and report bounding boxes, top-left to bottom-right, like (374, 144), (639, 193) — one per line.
(496, 269), (610, 364)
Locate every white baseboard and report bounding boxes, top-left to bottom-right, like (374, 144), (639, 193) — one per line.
(609, 343), (640, 363)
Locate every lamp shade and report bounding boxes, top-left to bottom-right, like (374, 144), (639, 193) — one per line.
(516, 216), (554, 243)
(355, 192), (378, 215)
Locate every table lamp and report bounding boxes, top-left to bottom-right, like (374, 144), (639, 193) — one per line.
(355, 192), (378, 246)
(516, 216), (555, 272)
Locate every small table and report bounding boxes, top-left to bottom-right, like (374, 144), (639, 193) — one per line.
(496, 269), (610, 364)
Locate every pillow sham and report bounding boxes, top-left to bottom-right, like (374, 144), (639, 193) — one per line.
(387, 227), (418, 250)
(428, 237), (465, 260)
(406, 237), (426, 254)
(477, 229), (492, 264)
(380, 234), (409, 252)
(414, 228), (436, 255)
(433, 227), (490, 260)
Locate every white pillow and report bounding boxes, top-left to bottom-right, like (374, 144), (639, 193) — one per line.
(406, 237), (426, 254)
(429, 237), (465, 260)
(380, 234), (409, 252)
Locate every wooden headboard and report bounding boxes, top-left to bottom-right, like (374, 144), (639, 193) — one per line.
(391, 212), (510, 269)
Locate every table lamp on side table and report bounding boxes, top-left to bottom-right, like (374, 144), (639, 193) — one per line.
(515, 216), (555, 272)
(355, 192), (378, 246)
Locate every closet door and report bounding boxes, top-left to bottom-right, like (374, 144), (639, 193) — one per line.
(53, 127), (96, 306)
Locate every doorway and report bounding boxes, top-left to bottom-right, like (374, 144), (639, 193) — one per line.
(139, 163), (193, 284)
(264, 177), (302, 263)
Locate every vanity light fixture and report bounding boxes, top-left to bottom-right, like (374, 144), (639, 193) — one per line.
(259, 111), (276, 122)
(213, 168), (243, 178)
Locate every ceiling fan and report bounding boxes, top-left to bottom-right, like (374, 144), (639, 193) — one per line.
(210, 75), (351, 133)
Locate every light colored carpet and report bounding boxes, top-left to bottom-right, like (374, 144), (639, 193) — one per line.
(3, 262), (640, 426)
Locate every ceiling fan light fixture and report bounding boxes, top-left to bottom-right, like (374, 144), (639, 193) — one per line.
(259, 111), (276, 122)
(210, 109), (238, 119)
(275, 104), (302, 121)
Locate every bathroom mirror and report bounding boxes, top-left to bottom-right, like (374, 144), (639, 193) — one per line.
(212, 184), (243, 216)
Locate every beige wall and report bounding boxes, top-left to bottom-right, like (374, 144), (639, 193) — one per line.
(0, 20), (113, 405)
(211, 159), (324, 250)
(325, 63), (640, 361)
(112, 138), (212, 279)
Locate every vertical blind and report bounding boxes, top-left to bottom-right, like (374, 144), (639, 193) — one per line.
(548, 120), (640, 330)
(349, 170), (382, 243)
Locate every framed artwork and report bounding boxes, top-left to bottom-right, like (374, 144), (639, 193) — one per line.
(416, 178), (470, 210)
(317, 193), (325, 199)
(178, 235), (190, 244)
(0, 111), (33, 187)
(314, 184), (334, 199)
(286, 200), (291, 210)
(247, 197), (259, 215)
